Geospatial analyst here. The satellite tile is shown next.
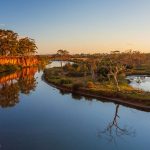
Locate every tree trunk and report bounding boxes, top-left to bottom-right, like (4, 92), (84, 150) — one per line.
(113, 74), (120, 91)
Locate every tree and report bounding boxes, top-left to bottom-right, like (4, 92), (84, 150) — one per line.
(0, 29), (18, 56)
(0, 29), (37, 56)
(57, 49), (70, 68)
(86, 58), (98, 81)
(99, 52), (126, 91)
(17, 37), (37, 56)
(81, 63), (89, 84)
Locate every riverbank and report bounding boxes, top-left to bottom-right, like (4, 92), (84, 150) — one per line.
(0, 55), (50, 75)
(44, 67), (150, 110)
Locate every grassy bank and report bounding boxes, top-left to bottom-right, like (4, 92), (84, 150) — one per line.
(44, 67), (150, 108)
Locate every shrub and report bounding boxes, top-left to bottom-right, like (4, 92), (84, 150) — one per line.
(72, 63), (79, 69)
(98, 75), (109, 82)
(72, 82), (84, 90)
(86, 81), (95, 88)
(53, 71), (59, 76)
(50, 76), (60, 79)
(67, 71), (84, 77)
(60, 78), (72, 85)
(63, 63), (72, 71)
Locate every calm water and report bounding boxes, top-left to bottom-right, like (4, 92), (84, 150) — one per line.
(0, 62), (150, 150)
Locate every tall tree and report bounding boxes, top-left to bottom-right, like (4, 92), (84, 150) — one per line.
(0, 29), (18, 56)
(17, 37), (37, 56)
(0, 29), (37, 56)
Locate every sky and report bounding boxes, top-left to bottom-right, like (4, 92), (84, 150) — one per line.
(0, 0), (150, 54)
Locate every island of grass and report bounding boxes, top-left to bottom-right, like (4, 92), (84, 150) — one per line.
(44, 62), (150, 110)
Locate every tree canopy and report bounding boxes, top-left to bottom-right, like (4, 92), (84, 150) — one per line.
(0, 29), (37, 56)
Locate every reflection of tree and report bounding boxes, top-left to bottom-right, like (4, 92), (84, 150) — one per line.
(99, 104), (135, 144)
(18, 76), (37, 94)
(0, 82), (19, 107)
(18, 67), (37, 94)
(59, 89), (70, 95)
(71, 93), (83, 100)
(0, 67), (38, 108)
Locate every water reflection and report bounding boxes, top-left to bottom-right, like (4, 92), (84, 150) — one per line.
(99, 104), (136, 144)
(58, 88), (137, 145)
(0, 67), (38, 107)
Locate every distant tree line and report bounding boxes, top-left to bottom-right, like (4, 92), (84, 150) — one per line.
(0, 29), (37, 56)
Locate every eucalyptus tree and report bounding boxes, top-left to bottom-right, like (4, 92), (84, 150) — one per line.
(100, 52), (126, 91)
(0, 29), (38, 56)
(86, 58), (98, 81)
(0, 29), (18, 56)
(17, 37), (37, 56)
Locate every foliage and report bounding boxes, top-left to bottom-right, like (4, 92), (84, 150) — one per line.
(67, 71), (84, 77)
(86, 81), (95, 88)
(60, 78), (72, 85)
(17, 37), (37, 55)
(72, 82), (84, 90)
(0, 29), (37, 56)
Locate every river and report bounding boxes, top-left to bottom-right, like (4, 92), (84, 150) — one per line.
(0, 61), (150, 150)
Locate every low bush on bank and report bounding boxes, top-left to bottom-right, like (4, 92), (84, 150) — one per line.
(72, 82), (84, 90)
(67, 71), (84, 77)
(86, 81), (95, 88)
(60, 78), (72, 85)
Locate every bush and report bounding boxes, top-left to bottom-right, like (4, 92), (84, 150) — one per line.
(63, 63), (72, 71)
(86, 81), (95, 88)
(50, 76), (60, 79)
(72, 82), (84, 90)
(98, 75), (109, 82)
(67, 71), (84, 77)
(72, 63), (79, 69)
(60, 78), (72, 85)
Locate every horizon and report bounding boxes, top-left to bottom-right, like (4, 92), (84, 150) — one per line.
(1, 0), (150, 54)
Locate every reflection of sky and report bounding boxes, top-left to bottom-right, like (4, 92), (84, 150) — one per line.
(46, 61), (73, 69)
(127, 76), (150, 92)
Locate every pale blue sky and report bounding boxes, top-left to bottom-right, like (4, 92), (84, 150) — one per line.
(0, 0), (150, 54)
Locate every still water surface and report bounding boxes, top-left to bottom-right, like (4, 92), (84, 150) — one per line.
(0, 61), (150, 150)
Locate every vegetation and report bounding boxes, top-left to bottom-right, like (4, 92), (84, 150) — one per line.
(0, 29), (37, 56)
(44, 50), (150, 107)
